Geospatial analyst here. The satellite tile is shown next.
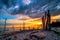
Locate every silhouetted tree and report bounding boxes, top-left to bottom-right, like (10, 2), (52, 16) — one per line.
(51, 21), (60, 27)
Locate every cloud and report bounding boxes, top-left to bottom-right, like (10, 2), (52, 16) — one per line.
(15, 14), (32, 20)
(0, 0), (60, 19)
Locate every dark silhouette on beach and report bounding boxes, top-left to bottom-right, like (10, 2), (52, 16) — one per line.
(51, 21), (60, 27)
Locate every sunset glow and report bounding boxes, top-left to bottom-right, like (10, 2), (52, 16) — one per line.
(1, 14), (60, 31)
(51, 15), (60, 23)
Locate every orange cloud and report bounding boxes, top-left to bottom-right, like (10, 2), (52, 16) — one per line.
(6, 16), (42, 30)
(51, 15), (60, 22)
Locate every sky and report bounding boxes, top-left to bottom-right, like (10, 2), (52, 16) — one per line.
(0, 0), (60, 28)
(0, 0), (60, 19)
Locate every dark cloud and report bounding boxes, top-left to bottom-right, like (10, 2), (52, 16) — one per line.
(0, 0), (60, 18)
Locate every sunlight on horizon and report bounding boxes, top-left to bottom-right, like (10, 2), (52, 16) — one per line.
(0, 15), (60, 31)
